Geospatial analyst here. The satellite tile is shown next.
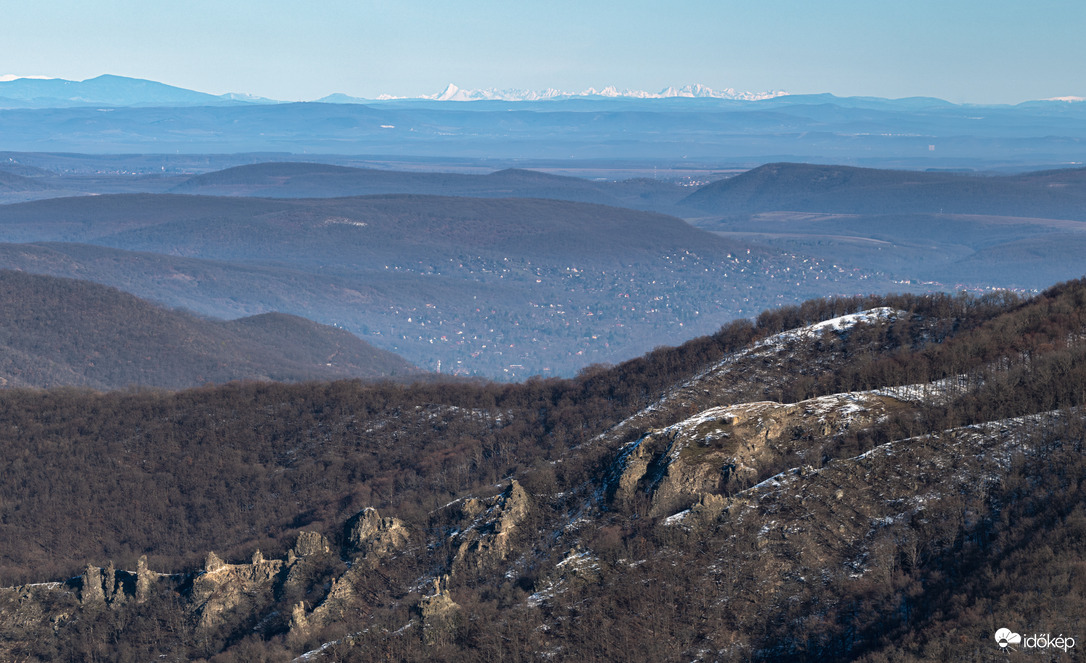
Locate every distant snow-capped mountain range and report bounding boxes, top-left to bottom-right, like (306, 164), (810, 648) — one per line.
(375, 83), (788, 102)
(3, 75), (1082, 108)
(0, 75), (786, 107)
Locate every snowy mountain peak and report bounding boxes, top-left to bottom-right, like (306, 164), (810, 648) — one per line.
(435, 83), (462, 101)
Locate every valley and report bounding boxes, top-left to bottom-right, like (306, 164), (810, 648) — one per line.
(5, 155), (1086, 380)
(0, 186), (885, 378)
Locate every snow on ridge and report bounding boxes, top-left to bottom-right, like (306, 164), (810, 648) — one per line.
(739, 407), (1067, 501)
(587, 308), (905, 446)
(792, 307), (901, 337)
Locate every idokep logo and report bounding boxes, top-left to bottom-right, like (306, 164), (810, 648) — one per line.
(995, 628), (1022, 649)
(994, 628), (1075, 652)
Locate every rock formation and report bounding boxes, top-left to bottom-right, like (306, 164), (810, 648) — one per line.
(452, 480), (531, 572)
(418, 575), (460, 646)
(79, 564), (104, 606)
(610, 393), (906, 516)
(344, 507), (410, 562)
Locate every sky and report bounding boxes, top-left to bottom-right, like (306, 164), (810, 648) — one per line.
(2, 0), (1084, 104)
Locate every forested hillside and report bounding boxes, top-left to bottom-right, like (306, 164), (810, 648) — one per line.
(0, 270), (420, 388)
(1, 281), (1084, 661)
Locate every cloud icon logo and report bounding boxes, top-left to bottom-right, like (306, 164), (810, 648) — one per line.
(995, 628), (1022, 648)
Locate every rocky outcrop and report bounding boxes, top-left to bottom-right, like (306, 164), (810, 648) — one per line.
(192, 530), (346, 631)
(77, 555), (161, 608)
(4, 505), (413, 650)
(452, 480), (531, 572)
(418, 575), (460, 646)
(344, 507), (410, 562)
(290, 601), (309, 632)
(79, 564), (105, 606)
(291, 531), (329, 558)
(135, 556), (154, 603)
(204, 551), (226, 573)
(192, 549), (286, 631)
(609, 392), (909, 517)
(291, 508), (411, 633)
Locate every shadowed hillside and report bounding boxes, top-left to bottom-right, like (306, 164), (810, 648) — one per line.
(683, 163), (1086, 289)
(0, 270), (420, 389)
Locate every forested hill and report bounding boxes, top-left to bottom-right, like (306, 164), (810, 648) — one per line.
(1, 281), (1085, 660)
(170, 162), (691, 214)
(0, 270), (420, 389)
(681, 161), (1086, 219)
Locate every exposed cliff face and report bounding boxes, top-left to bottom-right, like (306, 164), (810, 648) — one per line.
(610, 391), (910, 516)
(344, 507), (410, 563)
(417, 575), (460, 646)
(451, 480), (531, 573)
(302, 507), (412, 632)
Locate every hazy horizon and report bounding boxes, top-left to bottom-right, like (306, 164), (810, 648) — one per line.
(3, 1), (1083, 105)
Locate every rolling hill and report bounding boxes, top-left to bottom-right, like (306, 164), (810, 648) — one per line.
(170, 162), (692, 214)
(680, 162), (1086, 219)
(0, 270), (420, 389)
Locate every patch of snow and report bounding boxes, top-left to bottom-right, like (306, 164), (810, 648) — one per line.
(757, 307), (902, 351)
(664, 509), (692, 525)
(527, 579), (562, 607)
(556, 551), (594, 569)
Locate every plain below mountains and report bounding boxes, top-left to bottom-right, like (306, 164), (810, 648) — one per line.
(0, 270), (420, 389)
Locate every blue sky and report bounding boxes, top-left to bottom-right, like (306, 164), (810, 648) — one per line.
(3, 0), (1084, 103)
